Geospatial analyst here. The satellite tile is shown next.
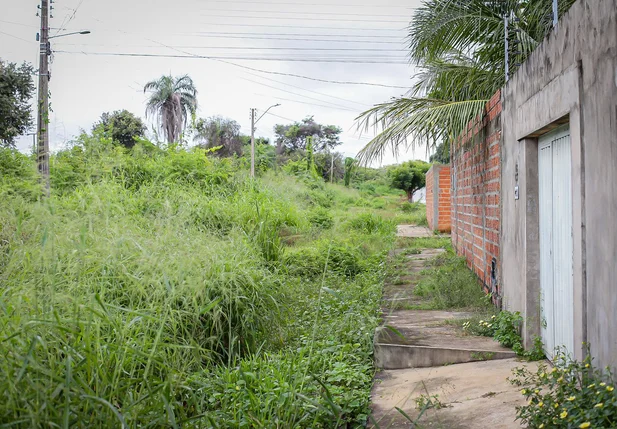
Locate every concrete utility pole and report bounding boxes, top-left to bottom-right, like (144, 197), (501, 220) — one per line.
(250, 108), (256, 178)
(250, 103), (280, 178)
(37, 0), (51, 195)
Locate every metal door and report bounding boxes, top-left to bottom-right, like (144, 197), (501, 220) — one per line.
(538, 125), (574, 359)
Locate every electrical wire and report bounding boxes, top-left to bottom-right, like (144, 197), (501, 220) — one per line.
(196, 22), (405, 31)
(53, 42), (405, 52)
(239, 76), (360, 111)
(242, 71), (370, 107)
(201, 0), (412, 9)
(54, 50), (409, 64)
(53, 0), (86, 36)
(199, 14), (409, 23)
(199, 8), (407, 18)
(194, 31), (403, 38)
(0, 31), (36, 44)
(253, 92), (359, 113)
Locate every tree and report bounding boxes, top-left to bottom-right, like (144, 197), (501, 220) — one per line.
(194, 116), (242, 157)
(314, 151), (344, 182)
(274, 116), (342, 154)
(357, 0), (576, 163)
(92, 110), (146, 149)
(0, 60), (35, 148)
(344, 157), (356, 187)
(389, 160), (430, 201)
(430, 141), (450, 164)
(144, 75), (197, 144)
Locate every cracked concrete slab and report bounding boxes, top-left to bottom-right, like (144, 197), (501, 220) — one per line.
(369, 358), (542, 429)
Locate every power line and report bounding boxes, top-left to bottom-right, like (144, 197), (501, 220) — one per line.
(253, 93), (359, 113)
(199, 14), (409, 23)
(265, 111), (297, 122)
(194, 31), (403, 39)
(196, 22), (405, 31)
(0, 31), (35, 44)
(239, 76), (360, 111)
(201, 0), (412, 8)
(200, 8), (408, 18)
(54, 50), (409, 64)
(53, 0), (86, 36)
(53, 43), (406, 52)
(242, 71), (370, 107)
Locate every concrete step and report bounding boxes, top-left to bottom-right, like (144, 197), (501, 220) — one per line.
(370, 358), (542, 429)
(374, 310), (516, 370)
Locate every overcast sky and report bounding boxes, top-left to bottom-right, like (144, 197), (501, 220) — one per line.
(1, 0), (430, 165)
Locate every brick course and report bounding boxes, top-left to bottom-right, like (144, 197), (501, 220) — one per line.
(450, 90), (502, 306)
(425, 165), (452, 232)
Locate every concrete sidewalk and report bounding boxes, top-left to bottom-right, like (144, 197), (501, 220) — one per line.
(370, 358), (541, 429)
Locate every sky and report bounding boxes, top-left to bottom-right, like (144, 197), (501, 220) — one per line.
(1, 0), (432, 166)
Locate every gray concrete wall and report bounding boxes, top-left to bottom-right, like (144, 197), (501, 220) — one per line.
(501, 0), (617, 368)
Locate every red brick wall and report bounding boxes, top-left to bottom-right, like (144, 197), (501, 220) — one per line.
(426, 165), (452, 232)
(451, 90), (502, 304)
(437, 167), (451, 232)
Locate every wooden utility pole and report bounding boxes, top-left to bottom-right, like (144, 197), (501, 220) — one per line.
(37, 0), (51, 195)
(250, 108), (256, 178)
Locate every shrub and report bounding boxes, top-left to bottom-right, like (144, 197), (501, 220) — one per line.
(285, 241), (363, 279)
(308, 206), (334, 229)
(467, 311), (545, 360)
(510, 350), (617, 428)
(347, 212), (396, 235)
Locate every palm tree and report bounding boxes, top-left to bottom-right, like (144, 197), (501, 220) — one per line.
(144, 75), (197, 144)
(356, 0), (575, 164)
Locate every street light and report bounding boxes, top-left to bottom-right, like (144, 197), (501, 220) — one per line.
(48, 30), (91, 39)
(250, 103), (281, 178)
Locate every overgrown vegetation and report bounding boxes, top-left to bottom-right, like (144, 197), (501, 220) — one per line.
(465, 312), (545, 360)
(0, 134), (397, 427)
(510, 350), (617, 428)
(412, 250), (489, 310)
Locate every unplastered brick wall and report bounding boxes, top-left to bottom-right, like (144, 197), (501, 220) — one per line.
(426, 164), (451, 232)
(451, 90), (502, 305)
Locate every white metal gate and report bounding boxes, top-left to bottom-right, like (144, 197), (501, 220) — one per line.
(538, 125), (574, 359)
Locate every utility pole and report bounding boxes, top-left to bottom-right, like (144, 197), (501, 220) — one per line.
(249, 103), (280, 178)
(250, 108), (256, 178)
(37, 0), (51, 195)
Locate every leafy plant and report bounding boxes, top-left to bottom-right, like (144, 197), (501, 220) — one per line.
(510, 349), (617, 428)
(467, 311), (545, 360)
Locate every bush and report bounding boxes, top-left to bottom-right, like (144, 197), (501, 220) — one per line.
(285, 241), (364, 279)
(347, 212), (396, 235)
(0, 148), (40, 200)
(510, 350), (617, 428)
(466, 311), (545, 360)
(308, 206), (334, 229)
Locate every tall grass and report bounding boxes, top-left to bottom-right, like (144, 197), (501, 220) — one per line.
(0, 141), (394, 427)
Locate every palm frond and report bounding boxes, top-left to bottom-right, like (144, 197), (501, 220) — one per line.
(356, 97), (488, 165)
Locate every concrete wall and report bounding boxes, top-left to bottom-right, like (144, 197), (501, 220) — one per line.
(451, 92), (502, 300)
(426, 165), (452, 232)
(501, 0), (617, 368)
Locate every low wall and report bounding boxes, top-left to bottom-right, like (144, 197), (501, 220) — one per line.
(425, 164), (451, 232)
